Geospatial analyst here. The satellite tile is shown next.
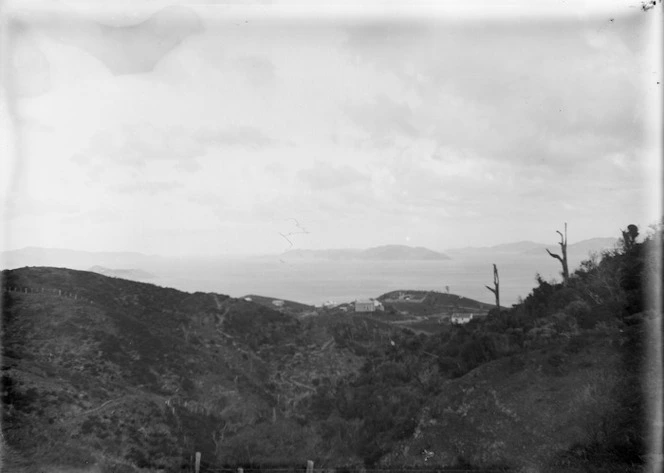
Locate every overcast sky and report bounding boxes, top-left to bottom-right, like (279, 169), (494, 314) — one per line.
(1, 0), (661, 256)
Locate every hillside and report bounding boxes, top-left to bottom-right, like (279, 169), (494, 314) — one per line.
(302, 225), (655, 471)
(1, 224), (655, 472)
(383, 329), (634, 469)
(0, 267), (367, 472)
(242, 294), (316, 317)
(378, 290), (496, 316)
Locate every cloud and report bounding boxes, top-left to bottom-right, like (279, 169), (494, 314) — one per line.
(235, 55), (276, 87)
(61, 208), (122, 225)
(197, 126), (282, 149)
(2, 193), (79, 220)
(111, 181), (183, 195)
(344, 93), (419, 148)
(297, 162), (371, 191)
(72, 124), (285, 175)
(24, 5), (204, 76)
(341, 16), (649, 178)
(5, 21), (52, 98)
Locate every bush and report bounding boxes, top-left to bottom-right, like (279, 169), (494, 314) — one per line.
(565, 300), (591, 319)
(550, 311), (579, 337)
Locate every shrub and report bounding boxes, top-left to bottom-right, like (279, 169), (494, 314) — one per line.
(550, 311), (579, 337)
(565, 300), (591, 319)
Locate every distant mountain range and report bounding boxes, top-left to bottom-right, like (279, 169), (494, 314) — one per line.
(282, 245), (451, 261)
(0, 246), (158, 270)
(521, 237), (619, 256)
(445, 238), (619, 257)
(1, 239), (619, 270)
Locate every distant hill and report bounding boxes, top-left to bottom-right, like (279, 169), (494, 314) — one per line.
(0, 266), (366, 471)
(242, 294), (315, 316)
(1, 238), (645, 473)
(446, 240), (548, 255)
(280, 248), (363, 260)
(446, 238), (619, 257)
(283, 245), (450, 261)
(361, 245), (450, 260)
(377, 289), (497, 318)
(88, 265), (156, 280)
(522, 237), (619, 256)
(0, 246), (157, 270)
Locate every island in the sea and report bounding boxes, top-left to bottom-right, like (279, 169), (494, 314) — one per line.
(281, 244), (451, 261)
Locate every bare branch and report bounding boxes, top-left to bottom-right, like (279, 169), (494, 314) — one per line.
(547, 223), (569, 284)
(546, 249), (564, 263)
(486, 264), (500, 309)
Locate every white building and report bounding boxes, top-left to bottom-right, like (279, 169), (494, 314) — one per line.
(355, 299), (375, 313)
(451, 313), (474, 324)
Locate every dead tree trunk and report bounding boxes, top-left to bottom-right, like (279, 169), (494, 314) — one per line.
(485, 264), (500, 310)
(547, 222), (569, 284)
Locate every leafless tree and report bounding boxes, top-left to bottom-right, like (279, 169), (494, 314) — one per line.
(547, 222), (569, 284)
(485, 263), (500, 309)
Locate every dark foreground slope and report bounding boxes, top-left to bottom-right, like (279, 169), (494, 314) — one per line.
(303, 226), (657, 472)
(380, 227), (658, 472)
(1, 221), (656, 473)
(0, 267), (365, 472)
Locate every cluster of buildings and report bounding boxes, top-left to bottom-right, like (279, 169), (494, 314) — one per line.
(450, 313), (475, 324)
(313, 299), (385, 313)
(353, 299), (384, 312)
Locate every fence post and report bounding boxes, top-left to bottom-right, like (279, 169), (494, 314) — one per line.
(195, 452), (201, 473)
(307, 460), (314, 473)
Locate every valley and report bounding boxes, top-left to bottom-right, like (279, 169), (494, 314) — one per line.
(0, 229), (655, 473)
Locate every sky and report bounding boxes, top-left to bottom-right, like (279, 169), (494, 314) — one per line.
(1, 0), (662, 257)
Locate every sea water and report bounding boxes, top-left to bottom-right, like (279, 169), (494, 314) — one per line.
(152, 253), (576, 307)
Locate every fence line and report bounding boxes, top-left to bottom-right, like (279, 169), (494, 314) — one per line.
(199, 468), (508, 473)
(2, 285), (93, 304)
(187, 455), (509, 473)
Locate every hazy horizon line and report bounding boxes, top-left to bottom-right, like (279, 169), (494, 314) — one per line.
(0, 236), (621, 259)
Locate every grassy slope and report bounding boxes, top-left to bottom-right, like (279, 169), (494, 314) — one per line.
(378, 290), (496, 317)
(3, 233), (651, 473)
(384, 329), (628, 471)
(0, 267), (364, 471)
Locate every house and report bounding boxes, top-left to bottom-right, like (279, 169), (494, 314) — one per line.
(451, 313), (474, 324)
(355, 299), (375, 313)
(272, 300), (285, 307)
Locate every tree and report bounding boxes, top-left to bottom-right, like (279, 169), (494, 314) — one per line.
(621, 224), (639, 252)
(485, 264), (500, 310)
(547, 222), (569, 284)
